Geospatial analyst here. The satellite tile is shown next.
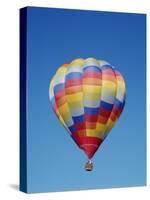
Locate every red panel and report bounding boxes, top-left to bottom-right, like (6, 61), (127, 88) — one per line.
(56, 96), (66, 107)
(72, 134), (103, 158)
(110, 113), (117, 122)
(73, 134), (102, 146)
(65, 85), (82, 94)
(86, 122), (96, 129)
(54, 89), (65, 100)
(97, 115), (108, 124)
(65, 78), (82, 87)
(112, 106), (122, 117)
(114, 70), (121, 76)
(75, 122), (86, 130)
(102, 69), (114, 75)
(103, 74), (116, 82)
(115, 71), (124, 81)
(83, 71), (101, 79)
(83, 78), (101, 85)
(85, 114), (98, 122)
(99, 107), (111, 118)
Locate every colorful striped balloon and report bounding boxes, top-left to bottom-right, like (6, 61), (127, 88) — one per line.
(49, 58), (126, 170)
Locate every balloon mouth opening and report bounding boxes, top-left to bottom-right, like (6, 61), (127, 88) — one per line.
(80, 144), (99, 159)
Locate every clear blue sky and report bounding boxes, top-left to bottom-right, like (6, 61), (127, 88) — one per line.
(26, 7), (146, 193)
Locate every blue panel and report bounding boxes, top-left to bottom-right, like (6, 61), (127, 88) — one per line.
(83, 66), (100, 72)
(84, 107), (99, 115)
(54, 83), (64, 93)
(100, 101), (113, 110)
(68, 125), (76, 133)
(66, 72), (82, 80)
(72, 115), (85, 123)
(114, 99), (125, 109)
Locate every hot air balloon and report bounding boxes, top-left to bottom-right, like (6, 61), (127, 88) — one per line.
(49, 58), (126, 171)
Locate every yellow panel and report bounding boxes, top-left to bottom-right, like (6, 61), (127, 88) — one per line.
(58, 103), (71, 120)
(57, 67), (67, 74)
(95, 123), (106, 136)
(86, 129), (99, 137)
(86, 129), (100, 138)
(117, 80), (126, 90)
(84, 93), (101, 101)
(85, 58), (100, 65)
(106, 119), (115, 133)
(102, 87), (116, 97)
(70, 58), (84, 66)
(66, 92), (83, 102)
(102, 80), (116, 89)
(58, 116), (68, 129)
(68, 100), (83, 108)
(83, 85), (101, 93)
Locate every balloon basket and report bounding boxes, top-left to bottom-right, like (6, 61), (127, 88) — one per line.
(85, 160), (93, 171)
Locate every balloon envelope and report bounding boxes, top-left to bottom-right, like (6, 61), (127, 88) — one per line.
(49, 58), (126, 159)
